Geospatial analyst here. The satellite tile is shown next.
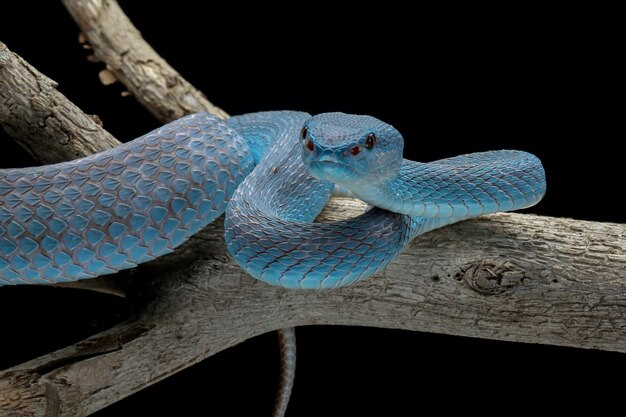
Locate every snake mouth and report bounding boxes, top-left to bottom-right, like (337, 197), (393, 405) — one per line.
(307, 160), (356, 183)
(311, 160), (343, 168)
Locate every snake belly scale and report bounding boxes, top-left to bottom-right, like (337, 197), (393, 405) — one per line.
(0, 111), (546, 290)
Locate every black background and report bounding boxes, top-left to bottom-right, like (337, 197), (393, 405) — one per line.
(1, 1), (625, 416)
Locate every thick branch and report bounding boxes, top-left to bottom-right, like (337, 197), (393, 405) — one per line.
(0, 42), (120, 163)
(62, 0), (229, 122)
(1, 5), (624, 416)
(1, 204), (624, 416)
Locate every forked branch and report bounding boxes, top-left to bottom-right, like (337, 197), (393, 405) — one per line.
(0, 1), (624, 416)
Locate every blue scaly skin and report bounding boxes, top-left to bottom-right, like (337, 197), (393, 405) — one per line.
(226, 111), (546, 289)
(0, 111), (546, 288)
(0, 114), (254, 284)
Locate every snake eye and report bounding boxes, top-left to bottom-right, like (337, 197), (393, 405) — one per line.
(301, 126), (308, 140)
(305, 139), (315, 152)
(365, 133), (376, 150)
(350, 146), (361, 156)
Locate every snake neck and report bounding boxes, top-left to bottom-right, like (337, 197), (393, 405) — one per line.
(347, 160), (414, 215)
(349, 152), (547, 218)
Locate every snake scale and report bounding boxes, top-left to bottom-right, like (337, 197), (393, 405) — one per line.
(0, 110), (545, 288)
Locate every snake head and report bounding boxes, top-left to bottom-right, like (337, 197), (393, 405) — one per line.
(300, 112), (403, 188)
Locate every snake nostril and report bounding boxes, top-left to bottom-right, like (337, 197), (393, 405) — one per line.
(305, 139), (315, 152)
(350, 146), (361, 156)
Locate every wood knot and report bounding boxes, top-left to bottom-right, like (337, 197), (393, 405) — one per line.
(88, 113), (104, 127)
(453, 260), (525, 295)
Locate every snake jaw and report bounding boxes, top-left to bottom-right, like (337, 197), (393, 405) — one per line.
(302, 145), (346, 184)
(307, 160), (355, 185)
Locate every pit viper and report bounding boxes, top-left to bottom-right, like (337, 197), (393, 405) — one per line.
(0, 111), (545, 285)
(0, 111), (546, 416)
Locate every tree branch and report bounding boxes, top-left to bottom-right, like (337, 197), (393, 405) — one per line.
(0, 41), (120, 163)
(61, 0), (229, 122)
(1, 2), (625, 416)
(1, 203), (624, 416)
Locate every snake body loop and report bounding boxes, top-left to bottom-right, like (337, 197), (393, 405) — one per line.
(225, 111), (545, 289)
(0, 111), (546, 288)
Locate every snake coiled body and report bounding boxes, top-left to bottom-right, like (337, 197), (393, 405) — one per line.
(225, 112), (545, 288)
(0, 111), (546, 288)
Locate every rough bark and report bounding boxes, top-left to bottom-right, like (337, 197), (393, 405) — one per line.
(0, 3), (624, 416)
(0, 42), (120, 163)
(0, 203), (624, 416)
(61, 0), (229, 122)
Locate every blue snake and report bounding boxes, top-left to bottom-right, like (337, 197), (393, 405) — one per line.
(0, 110), (545, 416)
(0, 111), (545, 287)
